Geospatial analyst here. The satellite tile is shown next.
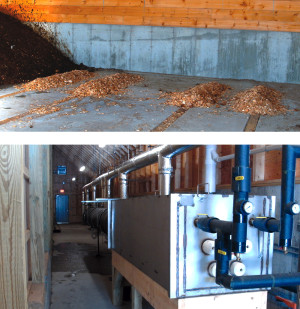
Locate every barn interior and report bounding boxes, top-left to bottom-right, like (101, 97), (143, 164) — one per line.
(1, 144), (300, 309)
(0, 1), (299, 132)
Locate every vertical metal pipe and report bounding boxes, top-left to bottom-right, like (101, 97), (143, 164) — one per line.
(119, 173), (128, 199)
(86, 189), (90, 201)
(81, 191), (85, 215)
(107, 178), (112, 198)
(158, 154), (172, 195)
(92, 185), (96, 201)
(232, 145), (251, 253)
(204, 145), (217, 193)
(280, 145), (297, 250)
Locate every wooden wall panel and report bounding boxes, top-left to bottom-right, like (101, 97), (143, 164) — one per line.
(0, 145), (28, 309)
(0, 0), (299, 32)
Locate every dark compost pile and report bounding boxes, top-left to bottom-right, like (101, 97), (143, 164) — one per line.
(0, 12), (79, 85)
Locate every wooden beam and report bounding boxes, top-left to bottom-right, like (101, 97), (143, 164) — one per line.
(112, 251), (267, 309)
(29, 146), (45, 283)
(0, 145), (28, 309)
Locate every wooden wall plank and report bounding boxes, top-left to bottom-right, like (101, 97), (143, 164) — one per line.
(29, 146), (45, 283)
(0, 145), (28, 309)
(0, 0), (299, 32)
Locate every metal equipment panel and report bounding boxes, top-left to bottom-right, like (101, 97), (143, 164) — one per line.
(112, 194), (275, 299)
(170, 194), (275, 298)
(112, 196), (171, 290)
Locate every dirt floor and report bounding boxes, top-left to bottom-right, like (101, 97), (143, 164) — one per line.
(0, 12), (79, 85)
(0, 69), (299, 132)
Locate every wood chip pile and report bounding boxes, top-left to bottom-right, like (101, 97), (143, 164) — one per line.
(68, 73), (143, 99)
(230, 85), (286, 115)
(163, 82), (230, 108)
(18, 70), (95, 91)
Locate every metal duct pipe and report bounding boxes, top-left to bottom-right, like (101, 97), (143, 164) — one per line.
(119, 173), (128, 199)
(83, 145), (196, 191)
(92, 186), (96, 201)
(81, 191), (85, 215)
(204, 145), (217, 193)
(86, 189), (90, 201)
(158, 154), (172, 196)
(83, 207), (108, 233)
(107, 178), (112, 198)
(214, 145), (281, 162)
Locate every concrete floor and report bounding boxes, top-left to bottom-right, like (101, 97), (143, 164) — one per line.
(51, 224), (133, 309)
(0, 70), (299, 132)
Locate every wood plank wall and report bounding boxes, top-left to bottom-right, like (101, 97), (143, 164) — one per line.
(106, 145), (300, 198)
(0, 145), (28, 309)
(0, 0), (299, 32)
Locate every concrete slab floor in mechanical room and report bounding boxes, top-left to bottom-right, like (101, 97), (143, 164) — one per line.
(0, 70), (299, 132)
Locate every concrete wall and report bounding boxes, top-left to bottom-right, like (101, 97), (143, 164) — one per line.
(52, 148), (92, 223)
(35, 22), (300, 84)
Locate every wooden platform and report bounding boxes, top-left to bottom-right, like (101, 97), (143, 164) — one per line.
(112, 250), (268, 309)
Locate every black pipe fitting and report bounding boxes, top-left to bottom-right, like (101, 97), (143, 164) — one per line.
(251, 217), (280, 233)
(195, 216), (232, 234)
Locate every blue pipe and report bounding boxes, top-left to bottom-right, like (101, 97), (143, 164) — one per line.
(280, 145), (300, 248)
(232, 145), (251, 253)
(194, 216), (232, 234)
(215, 232), (232, 280)
(218, 273), (300, 290)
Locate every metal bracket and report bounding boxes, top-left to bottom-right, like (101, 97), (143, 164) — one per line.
(178, 195), (195, 207)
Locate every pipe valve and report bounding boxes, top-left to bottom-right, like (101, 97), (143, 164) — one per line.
(286, 202), (300, 215)
(230, 261), (246, 277)
(201, 239), (215, 255)
(208, 261), (217, 277)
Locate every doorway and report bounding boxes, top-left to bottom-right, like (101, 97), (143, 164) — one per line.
(55, 195), (69, 224)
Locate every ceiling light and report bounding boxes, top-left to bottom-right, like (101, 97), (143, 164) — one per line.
(79, 166), (86, 172)
(72, 177), (76, 181)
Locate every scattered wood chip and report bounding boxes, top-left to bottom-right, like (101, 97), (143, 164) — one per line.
(68, 73), (144, 99)
(163, 82), (230, 108)
(230, 85), (286, 115)
(18, 70), (95, 92)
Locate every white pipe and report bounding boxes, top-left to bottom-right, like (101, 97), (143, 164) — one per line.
(204, 145), (217, 193)
(214, 145), (282, 162)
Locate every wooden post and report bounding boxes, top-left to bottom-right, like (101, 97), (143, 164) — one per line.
(0, 145), (28, 309)
(42, 145), (51, 252)
(131, 287), (142, 309)
(29, 146), (45, 283)
(112, 266), (123, 306)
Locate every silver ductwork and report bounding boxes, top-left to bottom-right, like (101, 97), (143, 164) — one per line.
(158, 154), (172, 196)
(119, 173), (128, 199)
(83, 145), (197, 197)
(92, 186), (97, 201)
